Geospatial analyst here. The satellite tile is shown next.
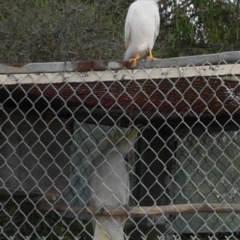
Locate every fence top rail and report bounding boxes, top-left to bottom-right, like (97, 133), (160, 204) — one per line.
(0, 51), (240, 75)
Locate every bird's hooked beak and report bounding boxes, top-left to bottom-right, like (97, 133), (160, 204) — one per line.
(125, 125), (147, 143)
(108, 125), (146, 146)
(107, 125), (148, 155)
(125, 128), (138, 143)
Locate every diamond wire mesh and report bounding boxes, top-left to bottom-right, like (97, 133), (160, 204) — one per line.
(1, 60), (240, 239)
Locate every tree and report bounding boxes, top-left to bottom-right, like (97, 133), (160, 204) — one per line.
(0, 0), (240, 63)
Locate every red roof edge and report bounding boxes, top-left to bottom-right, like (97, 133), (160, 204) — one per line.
(1, 51), (240, 74)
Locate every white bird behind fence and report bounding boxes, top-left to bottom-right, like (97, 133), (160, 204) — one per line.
(88, 127), (139, 240)
(124, 0), (160, 66)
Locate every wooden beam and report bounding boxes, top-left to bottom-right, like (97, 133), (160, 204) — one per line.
(37, 203), (240, 217)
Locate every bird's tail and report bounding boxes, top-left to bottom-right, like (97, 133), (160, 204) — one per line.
(93, 219), (125, 240)
(123, 48), (133, 61)
(93, 223), (109, 240)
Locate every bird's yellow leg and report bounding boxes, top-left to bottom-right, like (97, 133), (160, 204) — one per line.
(147, 48), (157, 60)
(129, 53), (140, 66)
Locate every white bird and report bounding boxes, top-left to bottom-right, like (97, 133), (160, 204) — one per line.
(88, 127), (139, 240)
(124, 0), (160, 66)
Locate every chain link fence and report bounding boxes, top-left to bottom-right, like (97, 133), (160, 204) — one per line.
(1, 52), (240, 239)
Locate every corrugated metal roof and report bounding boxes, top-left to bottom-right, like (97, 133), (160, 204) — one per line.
(1, 77), (239, 119)
(1, 51), (240, 74)
(1, 51), (240, 119)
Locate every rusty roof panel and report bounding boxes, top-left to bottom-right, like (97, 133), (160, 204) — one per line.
(1, 51), (240, 74)
(125, 60), (138, 69)
(71, 61), (93, 72)
(1, 77), (240, 119)
(92, 61), (126, 71)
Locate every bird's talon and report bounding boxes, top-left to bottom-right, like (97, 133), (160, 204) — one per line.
(146, 48), (157, 61)
(129, 58), (139, 67)
(146, 56), (157, 61)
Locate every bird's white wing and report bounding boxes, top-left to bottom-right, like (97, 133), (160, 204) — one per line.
(124, 3), (135, 49)
(154, 6), (160, 42)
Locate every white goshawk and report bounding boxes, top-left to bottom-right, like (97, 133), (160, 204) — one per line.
(124, 0), (160, 66)
(88, 127), (139, 240)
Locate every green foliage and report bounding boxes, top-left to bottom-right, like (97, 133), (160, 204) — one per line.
(0, 0), (240, 62)
(1, 207), (92, 239)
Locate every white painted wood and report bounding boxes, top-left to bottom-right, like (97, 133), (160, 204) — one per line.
(0, 64), (240, 85)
